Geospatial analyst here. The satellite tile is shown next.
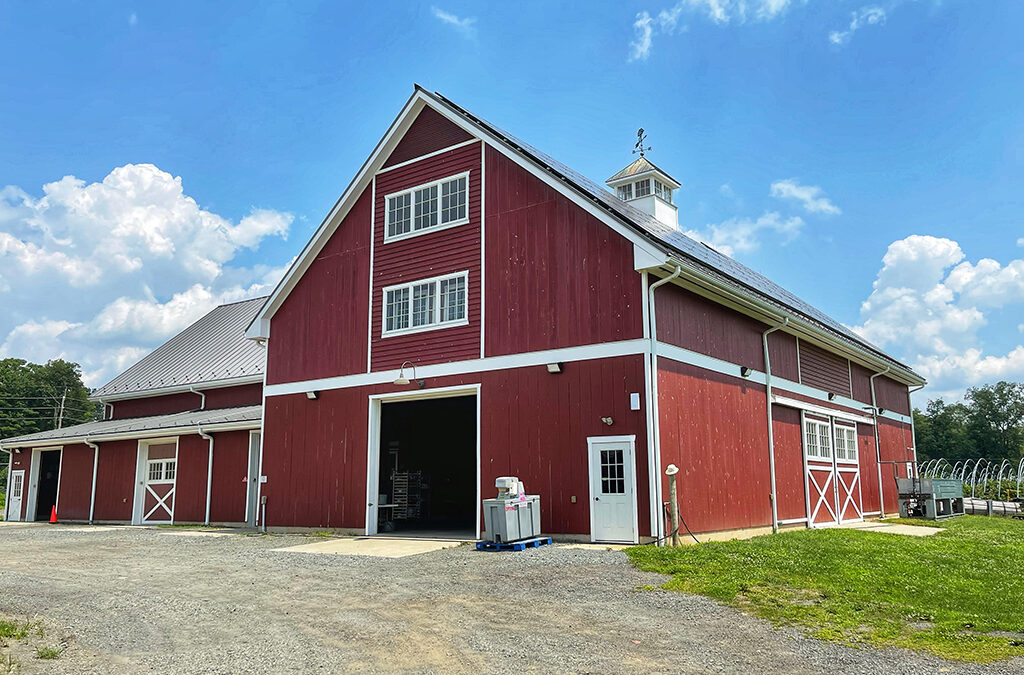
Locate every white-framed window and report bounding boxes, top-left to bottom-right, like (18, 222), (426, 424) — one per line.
(654, 179), (673, 204)
(385, 172), (470, 242)
(834, 424), (858, 463)
(146, 459), (177, 483)
(803, 418), (832, 459)
(635, 178), (651, 197)
(383, 271), (468, 337)
(616, 184), (633, 201)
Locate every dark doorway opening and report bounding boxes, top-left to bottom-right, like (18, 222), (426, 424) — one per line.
(378, 395), (475, 536)
(34, 450), (61, 521)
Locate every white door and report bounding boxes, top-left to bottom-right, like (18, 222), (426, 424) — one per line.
(588, 436), (638, 543)
(7, 471), (24, 522)
(246, 432), (261, 526)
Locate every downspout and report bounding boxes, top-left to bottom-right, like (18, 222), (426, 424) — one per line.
(762, 317), (789, 534)
(199, 427), (214, 526)
(870, 367), (891, 516)
(190, 387), (207, 411)
(647, 264), (682, 542)
(85, 439), (99, 524)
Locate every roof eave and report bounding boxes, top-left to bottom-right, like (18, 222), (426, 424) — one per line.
(90, 374), (265, 403)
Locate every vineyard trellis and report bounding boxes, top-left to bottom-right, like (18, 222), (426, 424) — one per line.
(918, 457), (1024, 501)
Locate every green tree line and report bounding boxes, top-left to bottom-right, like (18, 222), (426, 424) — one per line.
(914, 381), (1024, 461)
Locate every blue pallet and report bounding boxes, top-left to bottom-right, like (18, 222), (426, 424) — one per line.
(475, 536), (553, 552)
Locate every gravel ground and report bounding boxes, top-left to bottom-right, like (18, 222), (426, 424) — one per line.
(0, 523), (1020, 674)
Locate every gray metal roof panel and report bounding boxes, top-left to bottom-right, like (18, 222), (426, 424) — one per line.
(0, 405), (262, 446)
(91, 297), (268, 398)
(430, 91), (919, 379)
(606, 156), (681, 186)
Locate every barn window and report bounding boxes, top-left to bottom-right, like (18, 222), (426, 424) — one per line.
(385, 172), (470, 242)
(654, 180), (673, 203)
(146, 459), (177, 483)
(634, 178), (651, 197)
(803, 418), (832, 459)
(835, 425), (858, 463)
(616, 184), (633, 200)
(383, 271), (469, 336)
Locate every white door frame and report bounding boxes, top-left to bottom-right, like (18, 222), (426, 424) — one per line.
(7, 470), (25, 522)
(245, 430), (261, 526)
(26, 446), (62, 522)
(365, 383), (481, 539)
(586, 434), (639, 544)
(132, 437), (179, 525)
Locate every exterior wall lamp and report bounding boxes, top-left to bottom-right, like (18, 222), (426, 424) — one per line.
(305, 391), (319, 400)
(546, 363), (563, 374)
(739, 366), (752, 377)
(394, 361), (425, 388)
(827, 392), (836, 401)
(601, 416), (614, 426)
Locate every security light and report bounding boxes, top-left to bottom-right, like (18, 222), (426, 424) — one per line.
(546, 363), (563, 374)
(740, 366), (752, 377)
(828, 392), (836, 401)
(305, 391), (319, 400)
(601, 416), (614, 426)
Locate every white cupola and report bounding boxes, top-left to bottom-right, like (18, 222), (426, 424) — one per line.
(606, 132), (681, 229)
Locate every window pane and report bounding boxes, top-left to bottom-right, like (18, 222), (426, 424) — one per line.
(148, 462), (162, 482)
(388, 193), (411, 238)
(617, 184), (632, 200)
(600, 449), (625, 495)
(414, 185), (438, 231)
(663, 188), (672, 204)
(439, 276), (466, 322)
(818, 424), (831, 458)
(164, 460), (176, 481)
(386, 288), (409, 331)
(847, 428), (858, 461)
(441, 177), (467, 223)
(834, 427), (846, 460)
(805, 421), (818, 457)
(635, 179), (651, 197)
(412, 282), (436, 327)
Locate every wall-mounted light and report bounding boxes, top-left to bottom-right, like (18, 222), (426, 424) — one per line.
(305, 391), (319, 400)
(740, 366), (752, 377)
(827, 392), (836, 401)
(878, 408), (887, 415)
(546, 363), (563, 374)
(13, 448), (20, 454)
(393, 361), (425, 388)
(601, 416), (614, 426)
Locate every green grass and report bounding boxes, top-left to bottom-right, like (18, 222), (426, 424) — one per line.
(35, 646), (59, 660)
(0, 618), (34, 640)
(626, 516), (1024, 663)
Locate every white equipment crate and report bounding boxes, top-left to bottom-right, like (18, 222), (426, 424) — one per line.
(482, 495), (541, 543)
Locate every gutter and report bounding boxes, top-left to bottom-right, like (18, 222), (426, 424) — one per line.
(85, 439), (99, 524)
(870, 367), (891, 516)
(199, 427), (214, 526)
(762, 318), (789, 534)
(647, 265), (683, 543)
(0, 420), (261, 450)
(88, 375), (264, 404)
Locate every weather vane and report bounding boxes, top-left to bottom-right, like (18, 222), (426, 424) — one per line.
(632, 128), (651, 157)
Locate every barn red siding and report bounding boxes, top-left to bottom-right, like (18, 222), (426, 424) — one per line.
(484, 147), (644, 355)
(798, 340), (852, 397)
(267, 188), (373, 385)
(114, 392), (200, 419)
(174, 435), (208, 523)
(767, 331), (800, 382)
(382, 106), (474, 168)
(56, 443), (93, 521)
(204, 383), (263, 409)
(261, 354), (650, 537)
(772, 405), (806, 522)
(655, 284), (766, 371)
(657, 360), (773, 533)
(371, 141), (482, 371)
(850, 363), (874, 405)
(858, 423), (881, 514)
(878, 418), (915, 510)
(92, 439), (136, 521)
(209, 431), (251, 523)
(874, 375), (911, 416)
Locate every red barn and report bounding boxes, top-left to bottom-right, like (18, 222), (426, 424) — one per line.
(2, 87), (925, 544)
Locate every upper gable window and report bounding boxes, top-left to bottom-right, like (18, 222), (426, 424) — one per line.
(383, 271), (469, 337)
(385, 172), (470, 242)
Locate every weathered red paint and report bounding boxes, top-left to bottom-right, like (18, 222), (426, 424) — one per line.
(92, 440), (136, 521)
(204, 383), (263, 409)
(771, 405), (806, 522)
(266, 188), (372, 385)
(484, 146), (644, 355)
(874, 375), (912, 416)
(878, 417), (915, 509)
(371, 142), (482, 371)
(858, 423), (881, 514)
(208, 431), (251, 524)
(382, 105), (474, 168)
(261, 355), (650, 537)
(114, 392), (200, 419)
(7, 450), (31, 520)
(174, 436), (207, 523)
(55, 443), (92, 521)
(798, 340), (852, 397)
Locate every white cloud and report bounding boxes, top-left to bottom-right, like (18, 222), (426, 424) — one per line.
(0, 163), (291, 386)
(129, 12), (137, 26)
(629, 11), (655, 61)
(852, 234), (1024, 399)
(431, 6), (477, 39)
(770, 179), (841, 215)
(829, 6), (886, 45)
(684, 211), (803, 257)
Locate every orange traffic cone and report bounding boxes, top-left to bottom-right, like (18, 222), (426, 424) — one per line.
(49, 505), (57, 524)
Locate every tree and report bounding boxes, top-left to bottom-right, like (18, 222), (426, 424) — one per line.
(914, 398), (974, 461)
(0, 358), (99, 440)
(964, 381), (1024, 461)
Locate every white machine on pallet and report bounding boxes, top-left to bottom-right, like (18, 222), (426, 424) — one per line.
(482, 476), (541, 543)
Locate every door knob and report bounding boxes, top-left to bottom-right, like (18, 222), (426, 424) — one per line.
(595, 497), (600, 501)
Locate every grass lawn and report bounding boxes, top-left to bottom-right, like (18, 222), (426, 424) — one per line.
(626, 516), (1024, 663)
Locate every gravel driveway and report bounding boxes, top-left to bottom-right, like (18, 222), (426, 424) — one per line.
(0, 523), (1018, 674)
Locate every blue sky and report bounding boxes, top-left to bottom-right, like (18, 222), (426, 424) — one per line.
(1, 1), (1022, 401)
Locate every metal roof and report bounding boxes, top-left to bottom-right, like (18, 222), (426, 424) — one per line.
(0, 405), (262, 448)
(606, 156), (681, 187)
(91, 297), (268, 399)
(428, 90), (921, 382)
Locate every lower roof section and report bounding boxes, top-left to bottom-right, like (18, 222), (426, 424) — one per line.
(0, 405), (262, 449)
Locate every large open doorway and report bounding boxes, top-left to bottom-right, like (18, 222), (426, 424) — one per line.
(32, 449), (61, 521)
(367, 388), (478, 539)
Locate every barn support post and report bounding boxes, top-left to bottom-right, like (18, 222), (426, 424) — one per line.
(85, 439), (99, 524)
(762, 317), (789, 534)
(647, 264), (682, 545)
(199, 427), (214, 525)
(870, 367), (891, 516)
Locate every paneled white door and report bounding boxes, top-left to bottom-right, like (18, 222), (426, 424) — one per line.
(588, 436), (638, 543)
(7, 471), (24, 522)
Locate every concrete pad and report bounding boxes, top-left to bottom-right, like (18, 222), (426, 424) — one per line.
(273, 536), (465, 558)
(870, 523), (943, 537)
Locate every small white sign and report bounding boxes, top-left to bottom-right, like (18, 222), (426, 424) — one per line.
(629, 392), (641, 411)
(259, 475), (268, 484)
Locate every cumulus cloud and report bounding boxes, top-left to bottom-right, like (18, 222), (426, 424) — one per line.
(770, 178), (841, 215)
(431, 6), (477, 39)
(683, 211), (803, 257)
(829, 5), (886, 45)
(629, 11), (655, 61)
(852, 234), (1024, 399)
(0, 164), (292, 386)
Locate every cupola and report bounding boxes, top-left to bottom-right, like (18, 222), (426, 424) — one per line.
(605, 130), (681, 229)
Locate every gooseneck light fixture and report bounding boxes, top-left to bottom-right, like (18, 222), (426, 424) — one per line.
(393, 361), (424, 388)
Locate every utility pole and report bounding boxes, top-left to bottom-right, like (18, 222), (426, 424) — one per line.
(57, 387), (67, 429)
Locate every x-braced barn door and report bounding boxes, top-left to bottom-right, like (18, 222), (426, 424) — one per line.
(803, 414), (863, 527)
(134, 441), (178, 524)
